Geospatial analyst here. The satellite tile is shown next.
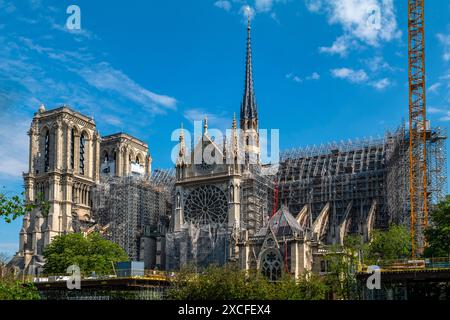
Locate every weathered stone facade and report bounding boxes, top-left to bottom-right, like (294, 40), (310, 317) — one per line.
(13, 106), (153, 274)
(100, 133), (152, 178)
(16, 106), (100, 272)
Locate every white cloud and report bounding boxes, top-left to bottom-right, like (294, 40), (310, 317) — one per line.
(270, 12), (280, 23)
(286, 71), (320, 83)
(13, 36), (178, 115)
(363, 56), (395, 72)
(437, 33), (450, 61)
(428, 107), (445, 114)
(331, 67), (393, 89)
(331, 68), (368, 83)
(217, 1), (286, 22)
(319, 35), (354, 57)
(101, 115), (123, 127)
(240, 5), (256, 20)
(183, 108), (230, 131)
(426, 107), (450, 122)
(307, 72), (321, 80)
(214, 0), (232, 12)
(0, 114), (30, 177)
(428, 82), (442, 93)
(370, 77), (391, 90)
(51, 21), (96, 40)
(77, 62), (177, 112)
(305, 0), (322, 12)
(255, 0), (274, 13)
(439, 112), (450, 122)
(308, 0), (401, 55)
(311, 72), (321, 80)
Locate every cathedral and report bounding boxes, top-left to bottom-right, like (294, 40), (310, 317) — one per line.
(165, 19), (323, 280)
(11, 18), (440, 281)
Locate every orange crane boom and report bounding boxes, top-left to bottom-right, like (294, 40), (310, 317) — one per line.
(408, 0), (429, 257)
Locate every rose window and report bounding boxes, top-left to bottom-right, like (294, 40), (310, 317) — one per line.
(184, 185), (228, 226)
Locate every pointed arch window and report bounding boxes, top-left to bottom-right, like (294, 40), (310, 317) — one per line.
(261, 249), (283, 282)
(44, 130), (50, 172)
(79, 133), (85, 175)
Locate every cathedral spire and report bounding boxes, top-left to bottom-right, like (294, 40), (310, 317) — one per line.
(240, 15), (258, 130)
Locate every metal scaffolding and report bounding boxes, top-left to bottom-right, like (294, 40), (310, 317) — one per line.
(240, 165), (274, 236)
(277, 126), (447, 244)
(427, 127), (447, 206)
(92, 170), (174, 268)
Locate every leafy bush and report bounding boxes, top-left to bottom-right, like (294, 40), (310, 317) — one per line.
(167, 264), (327, 300)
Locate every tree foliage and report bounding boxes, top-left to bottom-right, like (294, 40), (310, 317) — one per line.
(0, 191), (50, 223)
(0, 253), (40, 300)
(365, 225), (411, 263)
(43, 233), (128, 276)
(425, 195), (450, 257)
(167, 264), (327, 300)
(0, 280), (40, 300)
(323, 235), (364, 300)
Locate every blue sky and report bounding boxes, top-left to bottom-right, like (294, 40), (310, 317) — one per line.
(0, 0), (449, 256)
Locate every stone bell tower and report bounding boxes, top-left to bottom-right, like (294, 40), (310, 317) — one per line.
(16, 105), (100, 273)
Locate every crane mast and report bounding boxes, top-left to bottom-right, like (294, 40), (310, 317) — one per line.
(408, 0), (429, 257)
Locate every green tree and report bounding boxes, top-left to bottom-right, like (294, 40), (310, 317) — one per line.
(0, 253), (40, 300)
(323, 235), (364, 300)
(272, 272), (327, 300)
(0, 280), (40, 300)
(167, 264), (327, 300)
(0, 252), (10, 278)
(0, 191), (50, 223)
(43, 233), (128, 276)
(425, 195), (450, 257)
(365, 225), (411, 263)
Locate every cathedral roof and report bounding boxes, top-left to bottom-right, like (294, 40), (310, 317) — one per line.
(256, 205), (304, 238)
(101, 132), (148, 148)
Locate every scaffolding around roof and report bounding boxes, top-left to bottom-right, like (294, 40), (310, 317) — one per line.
(276, 125), (447, 244)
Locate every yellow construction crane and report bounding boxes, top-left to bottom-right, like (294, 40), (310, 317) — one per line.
(408, 0), (429, 257)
